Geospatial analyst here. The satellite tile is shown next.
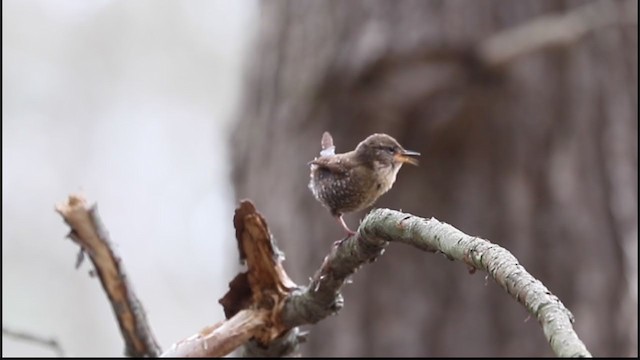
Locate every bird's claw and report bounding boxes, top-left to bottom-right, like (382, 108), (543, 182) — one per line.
(333, 231), (356, 247)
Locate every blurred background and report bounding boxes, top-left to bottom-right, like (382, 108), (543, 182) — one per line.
(231, 0), (637, 357)
(3, 0), (258, 356)
(3, 0), (638, 358)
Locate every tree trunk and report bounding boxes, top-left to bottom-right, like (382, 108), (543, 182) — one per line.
(230, 0), (637, 356)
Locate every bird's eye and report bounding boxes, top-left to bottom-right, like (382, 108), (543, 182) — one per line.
(385, 146), (395, 154)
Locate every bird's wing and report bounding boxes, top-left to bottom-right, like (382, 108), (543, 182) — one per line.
(309, 156), (348, 175)
(320, 131), (336, 157)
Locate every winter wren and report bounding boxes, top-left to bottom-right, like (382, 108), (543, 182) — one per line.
(308, 131), (420, 240)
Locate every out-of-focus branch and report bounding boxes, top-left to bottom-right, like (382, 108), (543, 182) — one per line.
(478, 0), (638, 69)
(55, 195), (160, 357)
(351, 0), (637, 98)
(2, 326), (64, 357)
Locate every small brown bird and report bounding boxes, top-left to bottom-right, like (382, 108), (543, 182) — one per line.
(308, 131), (420, 240)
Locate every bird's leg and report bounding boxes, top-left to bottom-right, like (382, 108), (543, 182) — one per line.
(334, 214), (357, 246)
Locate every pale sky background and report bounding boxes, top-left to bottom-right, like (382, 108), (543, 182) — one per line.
(2, 0), (258, 356)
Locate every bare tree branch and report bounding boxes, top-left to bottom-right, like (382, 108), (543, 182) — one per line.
(55, 195), (161, 357)
(160, 309), (267, 357)
(478, 0), (638, 69)
(173, 201), (590, 357)
(351, 0), (637, 100)
(55, 197), (591, 357)
(2, 326), (65, 357)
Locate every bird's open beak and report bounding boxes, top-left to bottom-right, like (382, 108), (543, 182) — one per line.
(395, 150), (420, 166)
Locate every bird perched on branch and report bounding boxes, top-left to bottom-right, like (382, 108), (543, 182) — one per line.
(308, 131), (420, 243)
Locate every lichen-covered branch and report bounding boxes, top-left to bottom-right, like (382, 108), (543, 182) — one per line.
(281, 208), (591, 357)
(241, 328), (307, 357)
(364, 209), (591, 357)
(55, 195), (161, 357)
(281, 229), (388, 327)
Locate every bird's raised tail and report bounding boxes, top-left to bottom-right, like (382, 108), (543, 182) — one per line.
(320, 131), (336, 157)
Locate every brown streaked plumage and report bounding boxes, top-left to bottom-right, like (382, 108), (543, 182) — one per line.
(308, 131), (420, 242)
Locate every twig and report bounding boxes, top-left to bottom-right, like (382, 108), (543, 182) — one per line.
(55, 195), (161, 357)
(2, 326), (65, 357)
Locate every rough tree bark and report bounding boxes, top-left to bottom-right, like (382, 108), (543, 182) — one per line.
(231, 0), (637, 357)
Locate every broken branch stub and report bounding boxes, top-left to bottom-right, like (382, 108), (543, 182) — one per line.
(220, 200), (297, 345)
